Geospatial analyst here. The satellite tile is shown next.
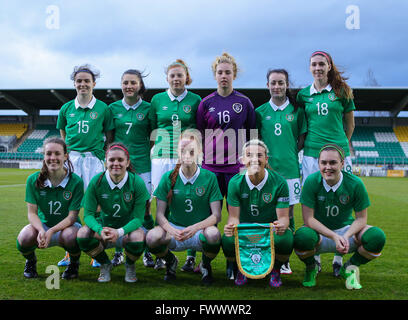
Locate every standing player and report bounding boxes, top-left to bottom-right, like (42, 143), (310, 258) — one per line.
(17, 138), (83, 279)
(77, 143), (151, 283)
(146, 130), (223, 285)
(196, 52), (256, 279)
(255, 69), (306, 275)
(56, 64), (114, 268)
(293, 144), (386, 289)
(222, 139), (293, 287)
(296, 51), (356, 274)
(149, 59), (202, 271)
(109, 69), (156, 268)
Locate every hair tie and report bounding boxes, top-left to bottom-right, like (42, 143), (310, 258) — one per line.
(319, 144), (345, 161)
(107, 144), (129, 158)
(311, 51), (331, 63)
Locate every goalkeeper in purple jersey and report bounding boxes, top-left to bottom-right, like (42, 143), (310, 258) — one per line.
(196, 52), (256, 279)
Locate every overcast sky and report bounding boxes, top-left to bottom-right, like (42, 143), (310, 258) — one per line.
(1, 0), (407, 90)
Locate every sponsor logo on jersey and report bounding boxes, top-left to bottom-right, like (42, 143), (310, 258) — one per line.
(69, 113), (76, 118)
(195, 186), (205, 196)
(328, 92), (336, 101)
(286, 114), (294, 122)
(232, 103), (243, 113)
(118, 114), (123, 118)
(266, 116), (271, 120)
(318, 196), (326, 201)
(40, 191), (47, 196)
(63, 191), (72, 201)
(262, 193), (272, 203)
(101, 194), (109, 199)
(90, 111), (98, 120)
(136, 113), (145, 121)
(124, 192), (133, 202)
(183, 105), (191, 113)
(173, 189), (180, 194)
(339, 194), (350, 205)
(242, 193), (249, 198)
(209, 107), (215, 113)
(277, 196), (289, 203)
(308, 98), (314, 102)
(162, 106), (168, 110)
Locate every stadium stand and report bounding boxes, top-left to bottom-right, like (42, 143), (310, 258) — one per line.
(0, 123), (28, 139)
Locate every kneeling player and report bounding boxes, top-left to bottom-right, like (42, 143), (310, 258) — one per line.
(222, 139), (293, 288)
(77, 143), (150, 283)
(146, 130), (223, 285)
(294, 144), (386, 289)
(17, 138), (84, 279)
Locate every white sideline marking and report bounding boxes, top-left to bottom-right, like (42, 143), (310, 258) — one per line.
(0, 184), (25, 188)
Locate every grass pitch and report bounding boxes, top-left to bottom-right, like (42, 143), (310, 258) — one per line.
(0, 168), (407, 300)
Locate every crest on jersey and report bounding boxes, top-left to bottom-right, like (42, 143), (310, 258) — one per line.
(262, 193), (272, 203)
(328, 92), (336, 101)
(286, 114), (294, 122)
(124, 192), (133, 202)
(136, 113), (145, 121)
(90, 111), (98, 120)
(183, 105), (191, 113)
(195, 186), (205, 196)
(339, 194), (350, 205)
(63, 191), (72, 201)
(232, 103), (243, 114)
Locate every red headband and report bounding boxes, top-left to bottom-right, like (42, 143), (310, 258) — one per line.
(311, 51), (331, 63)
(107, 145), (129, 158)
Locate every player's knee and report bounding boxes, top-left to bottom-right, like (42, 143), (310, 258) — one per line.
(361, 226), (386, 254)
(17, 225), (37, 246)
(60, 226), (79, 244)
(146, 226), (165, 247)
(76, 225), (92, 239)
(203, 226), (221, 244)
(221, 234), (235, 258)
(274, 229), (294, 255)
(293, 226), (319, 252)
(127, 228), (145, 243)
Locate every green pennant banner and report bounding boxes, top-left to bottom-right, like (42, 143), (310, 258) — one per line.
(234, 223), (275, 279)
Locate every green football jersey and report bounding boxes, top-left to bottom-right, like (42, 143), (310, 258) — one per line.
(154, 167), (223, 227)
(109, 99), (152, 174)
(25, 172), (84, 228)
(296, 85), (355, 158)
(149, 90), (201, 159)
(227, 169), (290, 223)
(57, 98), (115, 160)
(300, 171), (370, 230)
(83, 171), (150, 235)
(256, 100), (307, 179)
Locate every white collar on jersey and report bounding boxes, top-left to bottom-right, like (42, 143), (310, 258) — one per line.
(167, 89), (188, 102)
(269, 98), (289, 111)
(122, 98), (142, 110)
(310, 83), (332, 95)
(75, 96), (96, 109)
(179, 166), (200, 185)
(245, 169), (268, 191)
(105, 170), (129, 190)
(44, 173), (70, 188)
(323, 171), (343, 192)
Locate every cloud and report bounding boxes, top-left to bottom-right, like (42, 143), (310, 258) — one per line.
(0, 0), (407, 89)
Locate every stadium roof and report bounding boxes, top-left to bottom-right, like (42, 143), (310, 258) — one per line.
(0, 87), (407, 117)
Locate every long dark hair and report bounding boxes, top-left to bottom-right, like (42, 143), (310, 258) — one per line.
(266, 68), (298, 111)
(36, 137), (73, 189)
(121, 69), (147, 97)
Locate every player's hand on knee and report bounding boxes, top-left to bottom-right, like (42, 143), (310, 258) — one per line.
(224, 223), (235, 237)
